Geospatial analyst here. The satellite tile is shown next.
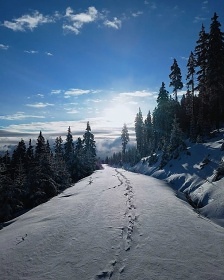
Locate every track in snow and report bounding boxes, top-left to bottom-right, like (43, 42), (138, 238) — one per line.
(1, 166), (224, 280)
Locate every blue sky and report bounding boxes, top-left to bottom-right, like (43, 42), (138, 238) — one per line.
(0, 0), (223, 151)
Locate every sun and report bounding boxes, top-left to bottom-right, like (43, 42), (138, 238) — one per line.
(103, 103), (135, 127)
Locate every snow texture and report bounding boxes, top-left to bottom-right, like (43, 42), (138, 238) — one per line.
(131, 130), (224, 227)
(1, 165), (224, 279)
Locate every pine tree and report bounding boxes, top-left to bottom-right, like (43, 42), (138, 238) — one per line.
(54, 136), (64, 158)
(11, 139), (27, 179)
(186, 51), (196, 96)
(157, 82), (169, 105)
(153, 82), (175, 144)
(169, 59), (183, 101)
(195, 24), (209, 93)
(73, 137), (85, 180)
(121, 123), (129, 160)
(135, 108), (144, 156)
(35, 131), (46, 159)
(26, 139), (34, 163)
(53, 136), (71, 190)
(83, 122), (96, 173)
(143, 110), (154, 154)
(207, 13), (224, 129)
(185, 52), (197, 140)
(64, 126), (74, 164)
(169, 115), (185, 152)
(75, 137), (83, 155)
(194, 24), (209, 135)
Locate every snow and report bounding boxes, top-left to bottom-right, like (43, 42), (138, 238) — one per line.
(1, 165), (224, 279)
(131, 130), (224, 227)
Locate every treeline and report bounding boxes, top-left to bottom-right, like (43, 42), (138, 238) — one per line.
(0, 121), (98, 224)
(107, 13), (224, 167)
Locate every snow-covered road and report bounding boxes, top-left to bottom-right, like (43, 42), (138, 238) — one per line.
(0, 165), (224, 280)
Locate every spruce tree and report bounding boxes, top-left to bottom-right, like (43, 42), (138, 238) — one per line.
(194, 24), (209, 135)
(83, 122), (96, 173)
(135, 108), (144, 156)
(11, 139), (26, 179)
(153, 82), (174, 144)
(54, 136), (64, 158)
(157, 82), (169, 105)
(143, 110), (154, 155)
(121, 123), (129, 160)
(35, 131), (46, 159)
(207, 13), (224, 129)
(64, 126), (74, 165)
(186, 51), (196, 96)
(169, 59), (183, 101)
(169, 115), (185, 152)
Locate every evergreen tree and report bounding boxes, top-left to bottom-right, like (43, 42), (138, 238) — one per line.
(153, 82), (175, 145)
(186, 51), (196, 96)
(54, 136), (64, 158)
(157, 82), (169, 105)
(207, 13), (224, 129)
(11, 139), (26, 179)
(35, 131), (46, 158)
(185, 51), (197, 141)
(186, 52), (196, 140)
(73, 137), (85, 180)
(26, 139), (34, 163)
(135, 108), (144, 156)
(64, 126), (74, 165)
(194, 24), (209, 135)
(121, 123), (129, 159)
(169, 58), (183, 101)
(53, 136), (71, 190)
(75, 137), (83, 155)
(169, 115), (185, 152)
(143, 110), (154, 154)
(83, 122), (96, 173)
(195, 24), (209, 94)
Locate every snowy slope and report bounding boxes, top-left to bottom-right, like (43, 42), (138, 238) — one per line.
(1, 166), (224, 280)
(131, 131), (224, 227)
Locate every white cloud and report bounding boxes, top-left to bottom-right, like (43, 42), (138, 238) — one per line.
(144, 1), (157, 9)
(120, 90), (155, 98)
(0, 44), (9, 50)
(181, 56), (188, 61)
(24, 50), (38, 54)
(45, 52), (53, 56)
(63, 6), (98, 34)
(63, 24), (80, 35)
(26, 102), (54, 108)
(64, 88), (91, 96)
(86, 99), (103, 103)
(36, 94), (44, 98)
(132, 11), (143, 17)
(0, 112), (45, 121)
(3, 11), (54, 32)
(51, 89), (62, 95)
(66, 109), (79, 114)
(104, 17), (122, 29)
(193, 16), (207, 23)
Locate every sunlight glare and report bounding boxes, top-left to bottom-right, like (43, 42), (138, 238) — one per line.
(103, 104), (135, 127)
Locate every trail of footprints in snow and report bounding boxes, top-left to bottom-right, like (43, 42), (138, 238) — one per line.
(95, 170), (137, 279)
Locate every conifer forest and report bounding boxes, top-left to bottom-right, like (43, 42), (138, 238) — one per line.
(107, 13), (224, 167)
(0, 122), (98, 223)
(1, 13), (224, 224)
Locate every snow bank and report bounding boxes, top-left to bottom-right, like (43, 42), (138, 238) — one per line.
(130, 130), (224, 226)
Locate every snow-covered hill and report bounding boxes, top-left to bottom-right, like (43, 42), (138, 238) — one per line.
(1, 166), (224, 280)
(130, 130), (224, 227)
